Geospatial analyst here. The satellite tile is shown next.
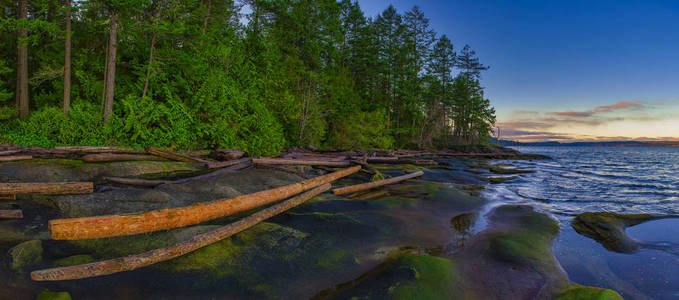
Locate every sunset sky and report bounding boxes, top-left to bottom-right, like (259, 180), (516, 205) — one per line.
(359, 0), (679, 141)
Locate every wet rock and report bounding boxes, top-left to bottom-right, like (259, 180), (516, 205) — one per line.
(571, 212), (667, 253)
(53, 254), (95, 267)
(8, 240), (43, 271)
(483, 176), (517, 184)
(35, 290), (72, 300)
(0, 159), (204, 182)
(554, 284), (623, 300)
(489, 164), (534, 175)
(324, 205), (622, 300)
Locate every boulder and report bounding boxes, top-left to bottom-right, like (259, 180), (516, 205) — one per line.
(8, 240), (43, 271)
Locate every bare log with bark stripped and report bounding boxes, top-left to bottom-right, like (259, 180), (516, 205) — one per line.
(54, 146), (144, 154)
(0, 155), (32, 162)
(360, 158), (437, 166)
(81, 153), (168, 163)
(148, 147), (208, 163)
(0, 182), (93, 195)
(253, 158), (350, 167)
(49, 166), (360, 240)
(103, 177), (170, 187)
(0, 210), (23, 219)
(332, 171), (424, 195)
(32, 183), (330, 281)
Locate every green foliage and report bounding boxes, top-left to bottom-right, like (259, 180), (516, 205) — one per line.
(0, 0), (496, 151)
(327, 109), (394, 150)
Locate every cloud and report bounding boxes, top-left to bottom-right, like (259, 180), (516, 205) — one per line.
(497, 99), (678, 142)
(548, 101), (641, 118)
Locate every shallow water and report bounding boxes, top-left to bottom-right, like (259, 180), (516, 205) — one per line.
(482, 146), (679, 299)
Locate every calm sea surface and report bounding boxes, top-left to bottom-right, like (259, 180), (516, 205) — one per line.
(483, 146), (679, 220)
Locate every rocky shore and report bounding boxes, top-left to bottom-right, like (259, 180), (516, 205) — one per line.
(0, 146), (628, 299)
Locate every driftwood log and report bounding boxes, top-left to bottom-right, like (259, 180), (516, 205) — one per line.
(361, 158), (437, 166)
(205, 158), (252, 169)
(0, 194), (16, 200)
(0, 150), (20, 156)
(253, 158), (350, 167)
(31, 183), (330, 281)
(0, 155), (32, 162)
(49, 166), (360, 240)
(0, 209), (23, 219)
(0, 182), (94, 195)
(148, 147), (208, 163)
(332, 171), (424, 195)
(81, 153), (168, 163)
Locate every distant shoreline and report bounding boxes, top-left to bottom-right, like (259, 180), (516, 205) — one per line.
(499, 140), (679, 147)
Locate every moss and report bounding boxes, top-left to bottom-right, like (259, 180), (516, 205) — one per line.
(555, 284), (623, 300)
(572, 212), (658, 253)
(35, 290), (72, 300)
(8, 240), (43, 271)
(489, 165), (534, 174)
(315, 248), (351, 270)
(490, 231), (553, 264)
(388, 256), (457, 300)
(53, 254), (96, 267)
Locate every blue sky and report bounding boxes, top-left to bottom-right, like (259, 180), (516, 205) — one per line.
(358, 0), (679, 141)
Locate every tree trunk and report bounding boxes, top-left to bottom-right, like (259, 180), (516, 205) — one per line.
(16, 0), (29, 117)
(141, 33), (155, 99)
(201, 0), (211, 35)
(48, 166), (360, 240)
(103, 12), (118, 122)
(0, 155), (32, 162)
(63, 0), (72, 115)
(148, 147), (209, 163)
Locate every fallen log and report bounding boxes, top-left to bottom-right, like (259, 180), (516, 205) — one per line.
(81, 153), (168, 163)
(332, 170), (424, 195)
(253, 158), (351, 167)
(0, 194), (16, 200)
(361, 158), (437, 166)
(205, 157), (252, 169)
(0, 155), (32, 162)
(0, 150), (21, 156)
(0, 209), (23, 219)
(103, 177), (170, 187)
(172, 161), (251, 184)
(54, 146), (144, 154)
(0, 182), (94, 195)
(49, 166), (360, 240)
(32, 183), (330, 281)
(148, 147), (208, 163)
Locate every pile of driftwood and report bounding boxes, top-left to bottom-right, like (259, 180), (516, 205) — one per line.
(0, 144), (517, 280)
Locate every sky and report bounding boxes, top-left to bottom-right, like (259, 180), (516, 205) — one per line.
(358, 0), (679, 142)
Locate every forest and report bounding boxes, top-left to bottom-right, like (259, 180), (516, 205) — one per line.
(0, 0), (496, 156)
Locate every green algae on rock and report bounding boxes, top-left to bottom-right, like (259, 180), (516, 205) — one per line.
(35, 290), (72, 300)
(571, 212), (663, 253)
(555, 284), (623, 300)
(489, 164), (535, 175)
(53, 254), (96, 267)
(8, 240), (43, 272)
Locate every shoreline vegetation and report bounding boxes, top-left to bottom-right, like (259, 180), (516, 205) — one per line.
(1, 1), (496, 156)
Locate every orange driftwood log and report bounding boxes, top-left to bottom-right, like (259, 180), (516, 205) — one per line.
(32, 184), (331, 281)
(0, 182), (93, 195)
(0, 194), (16, 200)
(147, 147), (208, 163)
(0, 155), (32, 162)
(253, 158), (351, 167)
(332, 170), (424, 195)
(49, 166), (360, 240)
(0, 209), (23, 219)
(81, 153), (168, 163)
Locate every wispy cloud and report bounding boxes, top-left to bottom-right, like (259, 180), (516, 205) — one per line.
(498, 99), (678, 141)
